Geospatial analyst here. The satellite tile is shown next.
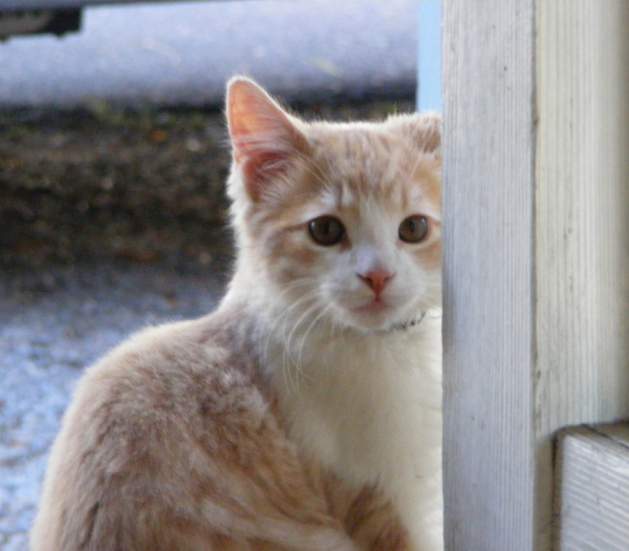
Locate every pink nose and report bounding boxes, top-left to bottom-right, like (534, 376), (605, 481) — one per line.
(357, 269), (395, 298)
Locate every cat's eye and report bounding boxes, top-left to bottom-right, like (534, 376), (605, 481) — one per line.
(308, 216), (345, 246)
(398, 215), (430, 243)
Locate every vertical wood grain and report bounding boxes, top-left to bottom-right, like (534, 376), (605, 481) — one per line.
(442, 1), (629, 550)
(536, 0), (629, 434)
(536, 1), (629, 547)
(442, 1), (537, 550)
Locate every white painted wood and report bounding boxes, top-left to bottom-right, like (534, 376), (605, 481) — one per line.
(442, 1), (537, 549)
(536, 4), (629, 548)
(442, 1), (629, 550)
(556, 425), (629, 551)
(535, 0), (629, 428)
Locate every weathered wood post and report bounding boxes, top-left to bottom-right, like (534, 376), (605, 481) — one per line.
(441, 1), (629, 549)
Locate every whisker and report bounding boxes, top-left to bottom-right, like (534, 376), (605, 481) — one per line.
(294, 303), (334, 379)
(261, 289), (319, 365)
(282, 300), (322, 393)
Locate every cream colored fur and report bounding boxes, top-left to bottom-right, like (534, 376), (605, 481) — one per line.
(248, 296), (443, 551)
(30, 77), (443, 551)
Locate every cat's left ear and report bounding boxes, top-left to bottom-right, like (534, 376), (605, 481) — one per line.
(226, 77), (308, 201)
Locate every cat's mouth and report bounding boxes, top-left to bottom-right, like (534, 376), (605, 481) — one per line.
(351, 299), (391, 315)
(340, 292), (424, 332)
(332, 290), (418, 331)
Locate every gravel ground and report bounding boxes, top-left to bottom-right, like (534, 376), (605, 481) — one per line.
(0, 99), (414, 549)
(0, 261), (226, 550)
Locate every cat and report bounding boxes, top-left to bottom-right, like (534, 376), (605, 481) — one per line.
(30, 77), (443, 551)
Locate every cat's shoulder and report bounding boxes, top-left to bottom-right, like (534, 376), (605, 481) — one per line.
(84, 313), (231, 378)
(68, 309), (265, 427)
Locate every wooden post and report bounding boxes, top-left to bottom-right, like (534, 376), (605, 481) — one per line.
(442, 1), (629, 550)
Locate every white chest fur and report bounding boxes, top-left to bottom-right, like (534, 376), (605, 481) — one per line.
(270, 315), (443, 550)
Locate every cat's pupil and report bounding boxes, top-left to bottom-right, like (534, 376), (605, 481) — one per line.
(308, 216), (345, 246)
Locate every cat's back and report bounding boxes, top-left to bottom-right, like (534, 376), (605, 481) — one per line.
(62, 311), (266, 433)
(30, 310), (279, 551)
(51, 311), (268, 454)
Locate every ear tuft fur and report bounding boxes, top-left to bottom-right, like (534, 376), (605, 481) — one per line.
(387, 112), (441, 156)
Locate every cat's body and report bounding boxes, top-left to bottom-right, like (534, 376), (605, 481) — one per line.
(31, 78), (443, 551)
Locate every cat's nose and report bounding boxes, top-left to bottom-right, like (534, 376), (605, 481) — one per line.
(357, 269), (395, 298)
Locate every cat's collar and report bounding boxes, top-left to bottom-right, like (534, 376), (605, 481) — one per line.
(389, 311), (427, 333)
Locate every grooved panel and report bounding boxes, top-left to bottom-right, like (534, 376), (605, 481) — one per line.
(535, 2), (629, 546)
(556, 426), (629, 551)
(536, 0), (629, 452)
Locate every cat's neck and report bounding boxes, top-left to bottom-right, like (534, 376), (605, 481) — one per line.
(220, 274), (439, 393)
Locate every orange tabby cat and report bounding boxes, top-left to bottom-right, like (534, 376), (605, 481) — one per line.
(30, 77), (443, 551)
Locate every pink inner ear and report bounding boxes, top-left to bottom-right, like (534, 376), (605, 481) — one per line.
(227, 79), (306, 200)
(240, 151), (289, 200)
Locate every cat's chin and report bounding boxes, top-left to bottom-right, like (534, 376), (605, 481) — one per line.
(333, 296), (430, 335)
(338, 302), (406, 334)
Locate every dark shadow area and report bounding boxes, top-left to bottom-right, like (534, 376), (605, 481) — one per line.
(0, 101), (412, 268)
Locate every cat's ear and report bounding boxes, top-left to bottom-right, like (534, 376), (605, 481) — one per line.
(226, 77), (308, 201)
(388, 112), (441, 157)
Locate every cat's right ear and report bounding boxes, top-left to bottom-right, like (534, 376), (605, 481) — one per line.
(226, 77), (308, 201)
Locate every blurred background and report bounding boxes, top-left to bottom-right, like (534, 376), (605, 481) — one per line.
(0, 1), (438, 548)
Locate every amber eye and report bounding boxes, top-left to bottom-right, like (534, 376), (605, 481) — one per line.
(308, 216), (345, 246)
(399, 215), (429, 243)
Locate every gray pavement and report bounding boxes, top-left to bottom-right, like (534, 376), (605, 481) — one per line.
(0, 262), (225, 549)
(0, 0), (419, 108)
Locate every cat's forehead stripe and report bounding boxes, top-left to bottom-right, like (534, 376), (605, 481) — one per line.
(315, 164), (430, 215)
(313, 132), (437, 205)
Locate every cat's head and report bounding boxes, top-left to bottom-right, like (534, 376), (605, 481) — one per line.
(225, 77), (441, 334)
